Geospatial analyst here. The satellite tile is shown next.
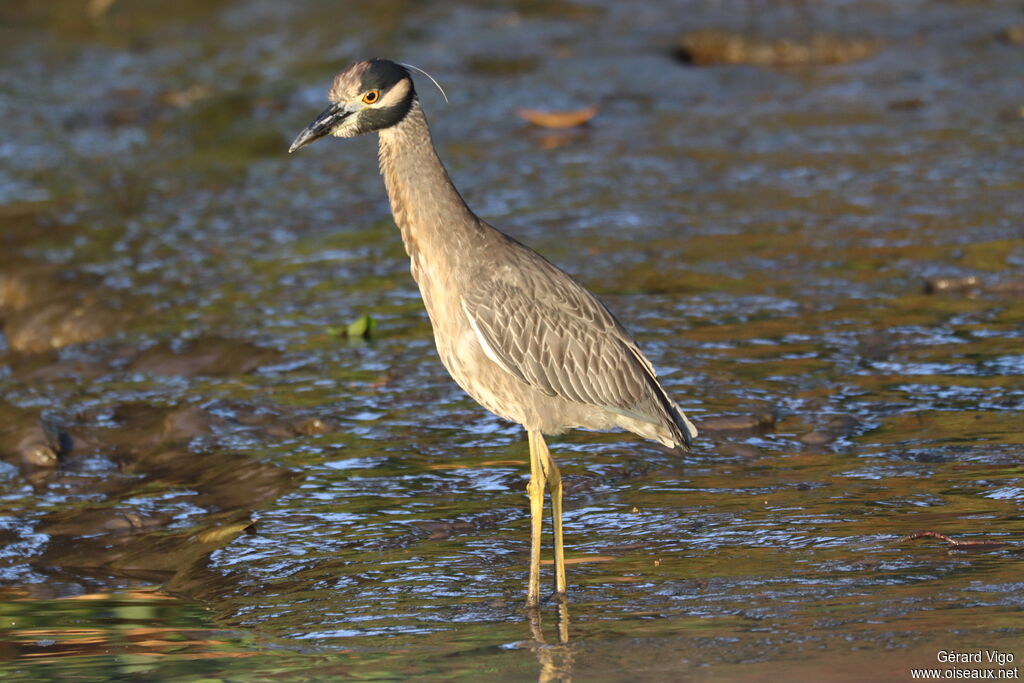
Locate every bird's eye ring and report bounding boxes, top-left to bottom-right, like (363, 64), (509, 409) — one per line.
(362, 90), (380, 104)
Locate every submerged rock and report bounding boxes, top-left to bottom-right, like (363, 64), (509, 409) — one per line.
(72, 402), (225, 458)
(15, 420), (70, 467)
(291, 416), (336, 436)
(985, 278), (1024, 294)
(20, 397), (298, 590)
(698, 412), (776, 436)
(129, 337), (280, 377)
(0, 264), (136, 354)
(924, 275), (981, 294)
(0, 405), (71, 469)
(677, 30), (880, 67)
(4, 296), (132, 354)
(39, 508), (173, 537)
(797, 430), (832, 446)
(1001, 26), (1024, 45)
(798, 415), (861, 447)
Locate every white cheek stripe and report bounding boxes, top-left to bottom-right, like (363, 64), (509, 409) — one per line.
(461, 299), (516, 377)
(378, 79), (410, 108)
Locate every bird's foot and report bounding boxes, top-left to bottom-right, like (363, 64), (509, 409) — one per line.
(524, 591), (567, 609)
(544, 590), (568, 605)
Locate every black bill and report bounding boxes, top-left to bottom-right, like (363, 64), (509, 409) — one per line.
(288, 102), (352, 153)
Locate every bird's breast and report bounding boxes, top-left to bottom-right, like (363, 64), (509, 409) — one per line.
(413, 276), (526, 424)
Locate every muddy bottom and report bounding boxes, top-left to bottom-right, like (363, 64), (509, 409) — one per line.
(2, 0), (1023, 680)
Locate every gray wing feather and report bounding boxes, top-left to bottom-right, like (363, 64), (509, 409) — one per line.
(461, 254), (666, 426)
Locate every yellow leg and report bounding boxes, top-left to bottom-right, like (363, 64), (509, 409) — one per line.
(526, 430), (547, 608)
(535, 433), (567, 599)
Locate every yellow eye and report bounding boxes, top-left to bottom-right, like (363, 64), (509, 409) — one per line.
(362, 90), (380, 104)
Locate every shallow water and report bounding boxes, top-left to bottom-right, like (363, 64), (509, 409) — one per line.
(1, 0), (1023, 680)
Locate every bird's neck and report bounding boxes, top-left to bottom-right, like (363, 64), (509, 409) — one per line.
(377, 100), (481, 262)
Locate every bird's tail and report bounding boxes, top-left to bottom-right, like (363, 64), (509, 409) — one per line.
(664, 393), (698, 450)
(624, 344), (698, 451)
(638, 366), (698, 451)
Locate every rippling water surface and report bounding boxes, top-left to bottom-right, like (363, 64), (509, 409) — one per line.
(1, 0), (1022, 680)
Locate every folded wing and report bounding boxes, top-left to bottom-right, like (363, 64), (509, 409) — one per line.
(460, 249), (695, 447)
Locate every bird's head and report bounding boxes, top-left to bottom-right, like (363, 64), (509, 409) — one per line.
(289, 59), (415, 153)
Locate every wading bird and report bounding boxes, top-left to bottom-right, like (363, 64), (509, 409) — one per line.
(290, 59), (697, 608)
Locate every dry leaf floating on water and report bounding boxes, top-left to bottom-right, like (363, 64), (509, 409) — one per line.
(516, 105), (599, 128)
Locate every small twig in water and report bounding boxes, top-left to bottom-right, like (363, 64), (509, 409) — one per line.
(902, 530), (1008, 551)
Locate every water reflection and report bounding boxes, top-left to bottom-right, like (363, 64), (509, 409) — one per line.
(530, 603), (574, 682)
